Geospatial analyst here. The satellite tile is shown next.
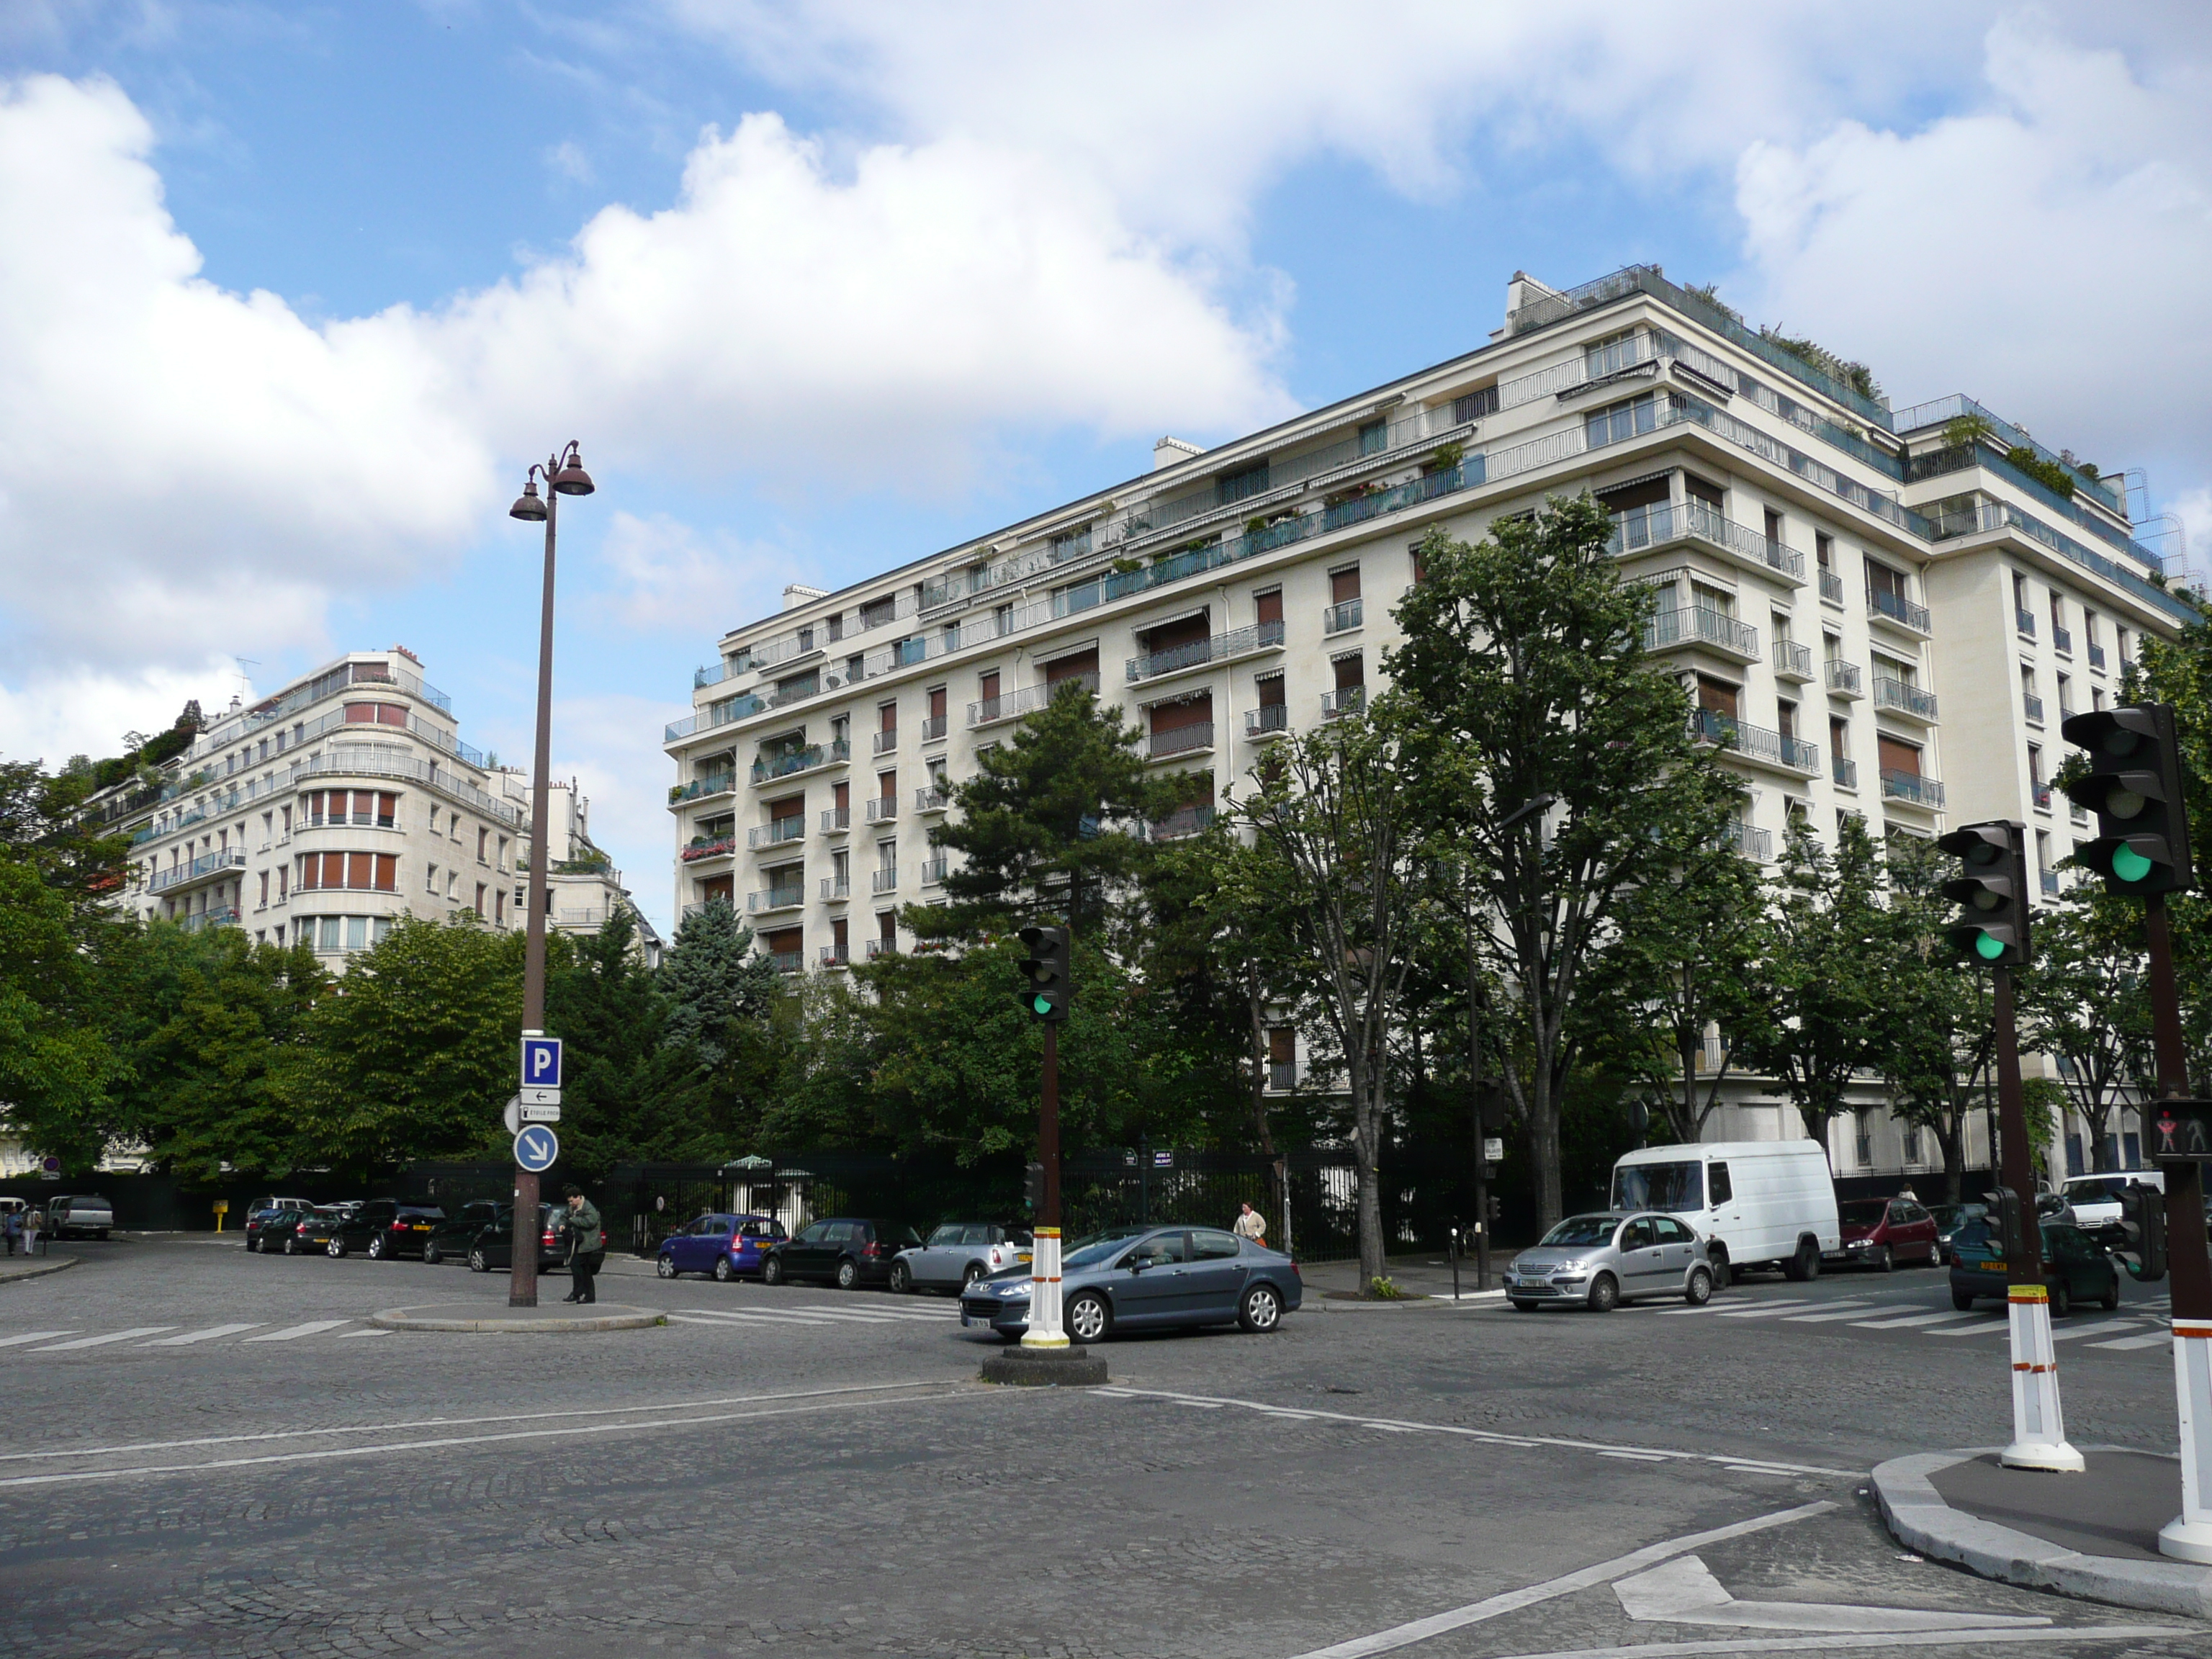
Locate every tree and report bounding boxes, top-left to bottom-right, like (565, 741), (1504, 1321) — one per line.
(0, 858), (126, 1169)
(1881, 833), (1998, 1202)
(546, 908), (703, 1171)
(2015, 892), (2151, 1172)
(1732, 819), (1902, 1167)
(1385, 499), (1742, 1226)
(658, 898), (781, 1068)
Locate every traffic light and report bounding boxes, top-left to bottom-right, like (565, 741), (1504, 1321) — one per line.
(1484, 1192), (1502, 1226)
(2061, 703), (2195, 896)
(2117, 1180), (2167, 1283)
(1016, 924), (1071, 1023)
(1937, 821), (2032, 967)
(1982, 1186), (2028, 1266)
(1024, 1161), (1045, 1211)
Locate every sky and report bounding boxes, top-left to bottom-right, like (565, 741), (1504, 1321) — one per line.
(3, 2), (2210, 937)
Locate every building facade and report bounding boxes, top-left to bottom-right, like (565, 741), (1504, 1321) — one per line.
(662, 264), (2193, 1179)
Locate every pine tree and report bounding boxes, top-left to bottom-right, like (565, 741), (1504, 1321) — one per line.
(658, 898), (780, 1067)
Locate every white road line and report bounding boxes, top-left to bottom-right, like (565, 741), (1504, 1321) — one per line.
(667, 1310), (848, 1327)
(2049, 1319), (2142, 1343)
(1599, 1450), (1674, 1462)
(1781, 1306), (1889, 1323)
(1485, 1628), (2176, 1658)
(0, 1332), (76, 1348)
(242, 1319), (351, 1343)
(143, 1324), (264, 1346)
(2090, 1332), (2173, 1351)
(1660, 1298), (1809, 1318)
(1282, 1502), (1834, 1659)
(1924, 1321), (2011, 1338)
(336, 1329), (392, 1339)
(31, 1327), (176, 1351)
(1849, 1312), (1979, 1330)
(1717, 1302), (1851, 1320)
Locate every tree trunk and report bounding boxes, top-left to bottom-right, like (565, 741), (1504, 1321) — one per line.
(1352, 1048), (1387, 1287)
(1246, 964), (1275, 1156)
(1528, 1067), (1563, 1231)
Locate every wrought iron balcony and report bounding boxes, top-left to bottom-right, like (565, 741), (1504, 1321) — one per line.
(1819, 569), (1844, 605)
(2033, 781), (2053, 811)
(1871, 678), (1939, 721)
(1321, 687), (1365, 720)
(747, 886), (805, 914)
(1245, 703), (1290, 737)
(2023, 693), (2045, 725)
(821, 877), (850, 902)
(177, 906), (242, 934)
(1833, 755), (1858, 789)
(1824, 659), (1863, 697)
(1148, 804), (1217, 841)
(921, 714), (948, 742)
(1773, 639), (1814, 681)
(1125, 620), (1285, 684)
(914, 786), (950, 814)
(747, 819), (807, 849)
(1719, 820), (1773, 861)
(1867, 588), (1932, 635)
(872, 729), (898, 756)
(1609, 500), (1805, 581)
(2016, 607), (2036, 637)
(1322, 598), (1364, 636)
(921, 858), (948, 886)
(2089, 642), (2108, 670)
(672, 773), (736, 805)
(2053, 624), (2074, 655)
(1879, 769), (1944, 808)
(1147, 721), (1214, 759)
(150, 849), (246, 894)
(866, 796), (898, 824)
(969, 673), (1098, 727)
(680, 836), (736, 863)
(871, 868), (899, 895)
(1645, 606), (1759, 660)
(819, 807), (850, 834)
(866, 938), (894, 959)
(750, 739), (850, 785)
(818, 944), (850, 968)
(765, 950), (804, 974)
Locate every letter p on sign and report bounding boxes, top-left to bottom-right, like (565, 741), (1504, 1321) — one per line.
(521, 1036), (563, 1089)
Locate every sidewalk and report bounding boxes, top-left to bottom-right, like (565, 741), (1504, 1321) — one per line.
(1875, 1447), (2212, 1619)
(1292, 1251), (1510, 1305)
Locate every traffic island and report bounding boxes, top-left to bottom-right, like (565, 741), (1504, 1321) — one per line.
(979, 1344), (1110, 1386)
(370, 1300), (665, 1334)
(1874, 1447), (2212, 1619)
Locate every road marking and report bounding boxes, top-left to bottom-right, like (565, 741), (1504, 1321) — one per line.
(1616, 1550), (2046, 1632)
(2049, 1319), (2141, 1343)
(1599, 1450), (1673, 1462)
(1660, 1298), (1812, 1318)
(1282, 1503), (1834, 1659)
(337, 1328), (392, 1339)
(2090, 1332), (2173, 1351)
(242, 1320), (351, 1342)
(786, 1303), (960, 1321)
(0, 1332), (76, 1348)
(1923, 1321), (2011, 1337)
(143, 1324), (264, 1346)
(1717, 1301), (1855, 1320)
(1848, 1312), (1979, 1330)
(1487, 1629), (2175, 1658)
(1781, 1305), (1889, 1323)
(664, 1310), (849, 1327)
(30, 1327), (176, 1351)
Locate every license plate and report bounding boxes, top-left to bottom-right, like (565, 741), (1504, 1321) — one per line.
(1985, 1261), (2007, 1274)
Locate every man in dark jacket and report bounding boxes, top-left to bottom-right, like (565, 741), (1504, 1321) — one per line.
(560, 1185), (605, 1304)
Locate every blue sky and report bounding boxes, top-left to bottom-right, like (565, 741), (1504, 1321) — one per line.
(4, 2), (2209, 935)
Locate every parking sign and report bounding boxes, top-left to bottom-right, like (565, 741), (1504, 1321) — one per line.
(520, 1035), (563, 1089)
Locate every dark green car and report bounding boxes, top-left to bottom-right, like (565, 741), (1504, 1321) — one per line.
(1948, 1218), (2119, 1316)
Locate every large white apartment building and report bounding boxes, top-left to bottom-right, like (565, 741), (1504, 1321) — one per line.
(662, 264), (2194, 1180)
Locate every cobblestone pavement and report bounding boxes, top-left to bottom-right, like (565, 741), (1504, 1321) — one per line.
(1, 1236), (2203, 1658)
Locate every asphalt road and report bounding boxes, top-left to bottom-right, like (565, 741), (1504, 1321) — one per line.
(0, 1235), (2203, 1658)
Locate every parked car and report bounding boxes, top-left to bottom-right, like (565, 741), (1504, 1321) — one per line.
(1504, 1211), (1717, 1312)
(959, 1224), (1302, 1341)
(289, 1205), (357, 1254)
(1610, 1140), (1838, 1285)
(763, 1217), (924, 1289)
(244, 1200), (314, 1252)
(657, 1213), (788, 1281)
(331, 1200), (445, 1259)
(1949, 1216), (2120, 1316)
(2059, 1171), (2162, 1244)
(423, 1200), (503, 1264)
(46, 1195), (114, 1241)
(1825, 1197), (1940, 1271)
(464, 1204), (577, 1274)
(890, 1223), (1030, 1294)
(1928, 1202), (1987, 1265)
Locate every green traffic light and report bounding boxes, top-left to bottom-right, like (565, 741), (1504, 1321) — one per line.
(2112, 845), (2154, 883)
(1033, 995), (1052, 1015)
(1974, 931), (2005, 961)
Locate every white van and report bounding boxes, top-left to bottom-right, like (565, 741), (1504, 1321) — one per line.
(1611, 1141), (1840, 1285)
(2060, 1169), (2162, 1240)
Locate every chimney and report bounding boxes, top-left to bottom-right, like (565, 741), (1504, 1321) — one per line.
(783, 584), (827, 610)
(1154, 436), (1204, 472)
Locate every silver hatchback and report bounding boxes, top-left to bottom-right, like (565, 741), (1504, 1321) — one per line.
(1503, 1210), (1715, 1312)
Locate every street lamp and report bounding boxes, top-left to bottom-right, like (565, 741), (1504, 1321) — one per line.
(1465, 791), (1555, 1292)
(504, 441), (594, 1308)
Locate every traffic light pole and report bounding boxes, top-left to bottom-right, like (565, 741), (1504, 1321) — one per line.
(1993, 963), (2082, 1472)
(1022, 1009), (1068, 1350)
(2145, 894), (2212, 1559)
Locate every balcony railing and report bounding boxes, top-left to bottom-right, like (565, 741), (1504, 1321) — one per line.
(821, 877), (850, 902)
(1321, 687), (1365, 720)
(1819, 569), (1844, 605)
(2088, 642), (2107, 670)
(1871, 678), (1939, 721)
(1867, 588), (1932, 634)
(1148, 804), (1217, 841)
(1148, 721), (1214, 759)
(2053, 624), (2074, 655)
(921, 858), (948, 886)
(2032, 781), (2053, 811)
(748, 886), (805, 914)
(1125, 620), (1285, 684)
(820, 807), (850, 834)
(1609, 500), (1805, 581)
(914, 786), (950, 813)
(866, 938), (894, 960)
(747, 819), (807, 849)
(1268, 1061), (1299, 1092)
(751, 740), (850, 785)
(921, 714), (948, 742)
(680, 836), (736, 863)
(871, 868), (898, 895)
(1879, 769), (1945, 808)
(1773, 639), (1813, 681)
(819, 945), (850, 968)
(1690, 711), (1817, 773)
(866, 796), (898, 824)
(872, 729), (898, 756)
(1719, 820), (1774, 861)
(150, 849), (246, 894)
(969, 673), (1098, 727)
(672, 773), (736, 805)
(1245, 703), (1290, 738)
(1824, 659), (1863, 696)
(2016, 607), (2036, 637)
(1833, 755), (1858, 789)
(765, 950), (804, 975)
(1644, 606), (1759, 660)
(2023, 692), (2045, 725)
(1322, 598), (1364, 635)
(177, 906), (241, 935)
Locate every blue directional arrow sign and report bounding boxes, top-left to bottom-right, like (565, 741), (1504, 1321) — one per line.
(513, 1125), (560, 1173)
(520, 1035), (563, 1089)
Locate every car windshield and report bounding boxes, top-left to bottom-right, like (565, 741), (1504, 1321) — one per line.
(1838, 1200), (1889, 1226)
(927, 1224), (965, 1246)
(1063, 1228), (1153, 1269)
(1611, 1162), (1702, 1212)
(1930, 1205), (1981, 1231)
(2064, 1178), (2132, 1204)
(1538, 1215), (1621, 1249)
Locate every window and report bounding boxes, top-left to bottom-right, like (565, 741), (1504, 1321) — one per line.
(1684, 474), (1724, 510)
(1855, 1126), (1874, 1168)
(878, 770), (896, 801)
(297, 852), (398, 892)
(1254, 588), (1283, 626)
(861, 594), (896, 629)
(2028, 744), (2044, 786)
(1329, 566), (1361, 604)
(1707, 1163), (1732, 1205)
(497, 835), (508, 868)
(477, 827), (489, 863)
(1192, 1229), (1244, 1260)
(427, 806), (439, 835)
(1877, 736), (1922, 778)
(258, 871), (269, 907)
(318, 917), (341, 952)
(475, 883), (487, 917)
(494, 889), (505, 925)
(1865, 561), (1909, 603)
(1333, 652), (1364, 691)
(1357, 418), (1386, 456)
(427, 862), (439, 893)
(2092, 685), (2105, 711)
(2057, 673), (2073, 717)
(1763, 507), (1784, 544)
(346, 917), (369, 951)
(1815, 531), (1834, 570)
(1215, 459), (1269, 505)
(1903, 1128), (1922, 1164)
(1776, 700), (1797, 742)
(979, 670), (1000, 706)
(2117, 625), (2132, 665)
(1585, 392), (1659, 448)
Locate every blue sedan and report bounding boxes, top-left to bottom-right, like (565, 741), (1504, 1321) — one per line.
(657, 1213), (788, 1282)
(960, 1224), (1302, 1342)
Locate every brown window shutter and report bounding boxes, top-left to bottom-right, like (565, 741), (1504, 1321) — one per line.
(1877, 737), (1920, 776)
(374, 854), (397, 892)
(1330, 567), (1361, 604)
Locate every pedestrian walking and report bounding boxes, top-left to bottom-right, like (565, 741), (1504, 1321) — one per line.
(2, 1207), (19, 1257)
(23, 1208), (40, 1256)
(559, 1184), (605, 1305)
(1233, 1201), (1268, 1248)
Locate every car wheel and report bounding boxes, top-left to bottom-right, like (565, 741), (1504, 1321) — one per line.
(762, 1256), (785, 1287)
(963, 1263), (987, 1290)
(714, 1256), (735, 1283)
(468, 1247), (489, 1273)
(1510, 1299), (1539, 1312)
(1684, 1267), (1714, 1306)
(2100, 1277), (2121, 1311)
(1876, 1245), (1894, 1274)
(1781, 1241), (1820, 1282)
(1238, 1282), (1284, 1333)
(246, 1235), (260, 1254)
(1706, 1251), (1730, 1291)
(657, 1254), (678, 1280)
(1951, 1285), (1976, 1310)
(367, 1235), (386, 1261)
(835, 1258), (860, 1290)
(282, 1235), (297, 1256)
(422, 1241), (441, 1266)
(328, 1239), (346, 1259)
(1067, 1291), (1111, 1343)
(888, 1261), (912, 1295)
(2048, 1281), (2072, 1318)
(1586, 1273), (1619, 1313)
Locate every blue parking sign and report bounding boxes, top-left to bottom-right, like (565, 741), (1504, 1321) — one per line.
(514, 1125), (559, 1172)
(520, 1035), (563, 1089)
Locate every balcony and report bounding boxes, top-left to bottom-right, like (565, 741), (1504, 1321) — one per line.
(2032, 781), (2053, 811)
(1644, 606), (1760, 662)
(866, 938), (894, 960)
(2023, 692), (2045, 726)
(1819, 569), (1844, 606)
(921, 858), (948, 886)
(2089, 642), (2108, 671)
(149, 849), (246, 894)
(1773, 639), (1814, 683)
(1824, 659), (1863, 698)
(747, 819), (807, 850)
(1867, 589), (1932, 636)
(871, 868), (899, 895)
(1609, 500), (1806, 583)
(1871, 678), (1939, 722)
(1244, 703), (1290, 739)
(818, 945), (850, 968)
(670, 773), (736, 806)
(1267, 1061), (1299, 1093)
(1125, 619), (1286, 685)
(1879, 769), (1945, 809)
(751, 740), (850, 786)
(872, 729), (898, 757)
(177, 906), (241, 935)
(921, 714), (948, 743)
(2053, 624), (2074, 656)
(1719, 820), (1774, 861)
(1321, 687), (1365, 720)
(747, 885), (806, 915)
(970, 673), (1099, 728)
(1148, 721), (1214, 760)
(1833, 755), (1858, 789)
(2016, 607), (2036, 638)
(914, 786), (950, 814)
(866, 796), (898, 824)
(1322, 598), (1364, 636)
(764, 950), (804, 975)
(680, 835), (736, 864)
(820, 807), (850, 835)
(821, 877), (850, 902)
(1148, 804), (1217, 841)
(1690, 711), (1818, 775)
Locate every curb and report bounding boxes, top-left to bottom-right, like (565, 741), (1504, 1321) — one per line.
(370, 1303), (666, 1334)
(1873, 1448), (2212, 1619)
(0, 1256), (77, 1286)
(1314, 1290), (1509, 1310)
(979, 1345), (1110, 1386)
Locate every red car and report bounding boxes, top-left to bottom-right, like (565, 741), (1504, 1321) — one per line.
(1826, 1196), (1939, 1271)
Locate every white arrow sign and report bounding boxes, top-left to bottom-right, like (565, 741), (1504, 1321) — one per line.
(520, 1086), (562, 1107)
(1614, 1555), (2047, 1633)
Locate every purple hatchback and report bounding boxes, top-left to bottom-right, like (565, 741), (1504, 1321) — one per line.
(657, 1213), (788, 1282)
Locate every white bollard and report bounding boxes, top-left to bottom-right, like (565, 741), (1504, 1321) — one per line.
(1022, 1227), (1067, 1349)
(2002, 1285), (2083, 1472)
(2160, 1318), (2212, 1560)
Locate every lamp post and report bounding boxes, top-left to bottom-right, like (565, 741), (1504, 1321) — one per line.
(504, 441), (594, 1308)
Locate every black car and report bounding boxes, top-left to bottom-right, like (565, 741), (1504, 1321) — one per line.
(1950, 1216), (2120, 1316)
(291, 1204), (361, 1255)
(464, 1205), (569, 1274)
(332, 1200), (446, 1260)
(423, 1200), (503, 1265)
(762, 1217), (922, 1290)
(244, 1200), (314, 1252)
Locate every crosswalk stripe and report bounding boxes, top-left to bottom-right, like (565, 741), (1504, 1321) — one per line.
(32, 1327), (176, 1351)
(243, 1320), (351, 1343)
(1717, 1300), (1860, 1320)
(1925, 1319), (2010, 1337)
(2090, 1332), (2172, 1351)
(786, 1303), (956, 1321)
(1780, 1305), (1886, 1323)
(2050, 1319), (2142, 1343)
(0, 1331), (76, 1348)
(337, 1329), (392, 1339)
(673, 1310), (848, 1327)
(1850, 1311), (1979, 1329)
(144, 1324), (264, 1346)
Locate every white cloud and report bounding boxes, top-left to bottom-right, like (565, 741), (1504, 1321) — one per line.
(0, 657), (235, 770)
(542, 689), (693, 938)
(589, 509), (804, 637)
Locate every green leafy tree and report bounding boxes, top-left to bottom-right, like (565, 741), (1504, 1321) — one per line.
(546, 908), (702, 1171)
(1881, 834), (1999, 1202)
(2016, 893), (2151, 1172)
(0, 858), (127, 1169)
(1385, 500), (1742, 1226)
(658, 898), (781, 1068)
